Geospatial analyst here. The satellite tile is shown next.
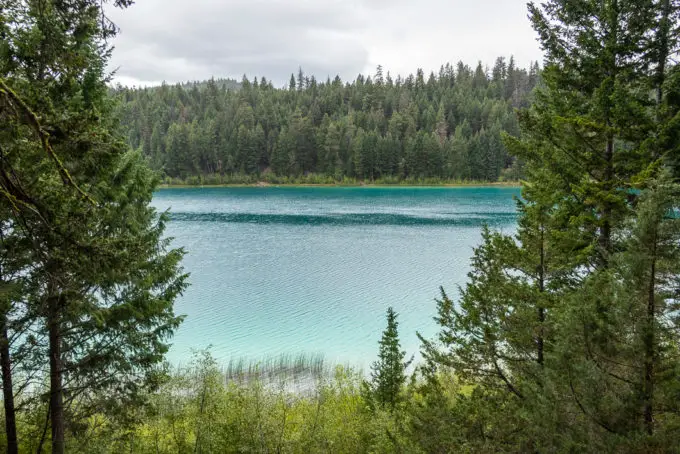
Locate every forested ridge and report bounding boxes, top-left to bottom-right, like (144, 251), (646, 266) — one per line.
(114, 59), (539, 184)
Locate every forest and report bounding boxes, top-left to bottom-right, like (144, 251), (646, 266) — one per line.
(2, 0), (680, 453)
(114, 58), (539, 184)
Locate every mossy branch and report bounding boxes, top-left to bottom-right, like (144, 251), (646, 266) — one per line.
(0, 78), (96, 206)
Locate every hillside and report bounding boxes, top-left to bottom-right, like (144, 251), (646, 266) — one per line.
(114, 58), (539, 183)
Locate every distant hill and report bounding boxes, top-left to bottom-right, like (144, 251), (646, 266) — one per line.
(114, 58), (539, 184)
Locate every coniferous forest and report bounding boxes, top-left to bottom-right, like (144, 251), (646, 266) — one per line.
(3, 0), (680, 453)
(114, 60), (539, 184)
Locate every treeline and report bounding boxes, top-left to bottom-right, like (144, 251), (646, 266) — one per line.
(114, 59), (539, 183)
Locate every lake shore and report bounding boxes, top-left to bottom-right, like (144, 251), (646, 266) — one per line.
(158, 181), (522, 189)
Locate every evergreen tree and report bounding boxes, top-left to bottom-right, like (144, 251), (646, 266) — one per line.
(553, 173), (680, 449)
(420, 177), (567, 449)
(165, 123), (191, 178)
(520, 0), (659, 266)
(420, 0), (680, 450)
(323, 122), (343, 177)
(112, 57), (539, 183)
(365, 307), (411, 411)
(0, 2), (187, 452)
(351, 128), (366, 178)
(271, 127), (295, 175)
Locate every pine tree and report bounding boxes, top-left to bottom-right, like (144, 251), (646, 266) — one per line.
(351, 128), (366, 179)
(322, 122), (343, 177)
(0, 2), (187, 452)
(165, 123), (191, 178)
(520, 0), (658, 266)
(555, 172), (680, 448)
(420, 1), (680, 450)
(509, 6), (680, 446)
(365, 307), (411, 411)
(252, 124), (266, 172)
(297, 67), (305, 92)
(236, 124), (254, 173)
(111, 57), (539, 184)
(271, 127), (295, 176)
(420, 178), (565, 449)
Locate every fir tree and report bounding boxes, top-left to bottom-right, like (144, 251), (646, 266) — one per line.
(112, 57), (538, 183)
(365, 307), (411, 411)
(0, 2), (187, 452)
(421, 0), (680, 450)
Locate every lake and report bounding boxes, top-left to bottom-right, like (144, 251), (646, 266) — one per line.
(152, 186), (520, 368)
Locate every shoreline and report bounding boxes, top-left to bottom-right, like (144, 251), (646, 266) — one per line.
(157, 181), (522, 189)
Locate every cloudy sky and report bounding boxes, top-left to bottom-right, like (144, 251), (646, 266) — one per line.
(107, 0), (544, 88)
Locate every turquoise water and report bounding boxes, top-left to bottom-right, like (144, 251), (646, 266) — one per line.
(152, 186), (520, 368)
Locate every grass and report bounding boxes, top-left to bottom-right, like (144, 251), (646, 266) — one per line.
(175, 352), (346, 394)
(221, 353), (330, 386)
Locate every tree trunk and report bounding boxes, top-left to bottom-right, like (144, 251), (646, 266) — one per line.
(0, 314), (18, 454)
(599, 137), (614, 267)
(654, 0), (671, 160)
(598, 0), (619, 268)
(537, 223), (546, 366)
(48, 296), (65, 454)
(643, 238), (657, 436)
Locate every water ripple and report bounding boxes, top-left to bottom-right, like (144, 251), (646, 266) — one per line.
(157, 186), (521, 368)
(168, 211), (517, 226)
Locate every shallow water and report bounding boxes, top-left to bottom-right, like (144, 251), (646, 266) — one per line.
(152, 186), (520, 368)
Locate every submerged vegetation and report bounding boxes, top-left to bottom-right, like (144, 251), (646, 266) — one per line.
(2, 0), (680, 452)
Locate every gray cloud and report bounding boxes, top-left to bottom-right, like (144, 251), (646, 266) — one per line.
(107, 0), (542, 87)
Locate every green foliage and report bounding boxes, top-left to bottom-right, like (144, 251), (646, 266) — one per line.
(33, 352), (384, 454)
(364, 307), (412, 412)
(3, 0), (680, 452)
(157, 172), (511, 187)
(418, 0), (680, 452)
(114, 60), (537, 183)
(0, 1), (188, 452)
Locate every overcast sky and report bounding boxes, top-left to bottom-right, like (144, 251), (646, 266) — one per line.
(107, 0), (544, 88)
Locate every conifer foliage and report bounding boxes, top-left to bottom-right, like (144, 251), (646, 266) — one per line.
(420, 0), (680, 451)
(3, 0), (680, 452)
(114, 59), (540, 183)
(0, 1), (187, 453)
(365, 307), (411, 411)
